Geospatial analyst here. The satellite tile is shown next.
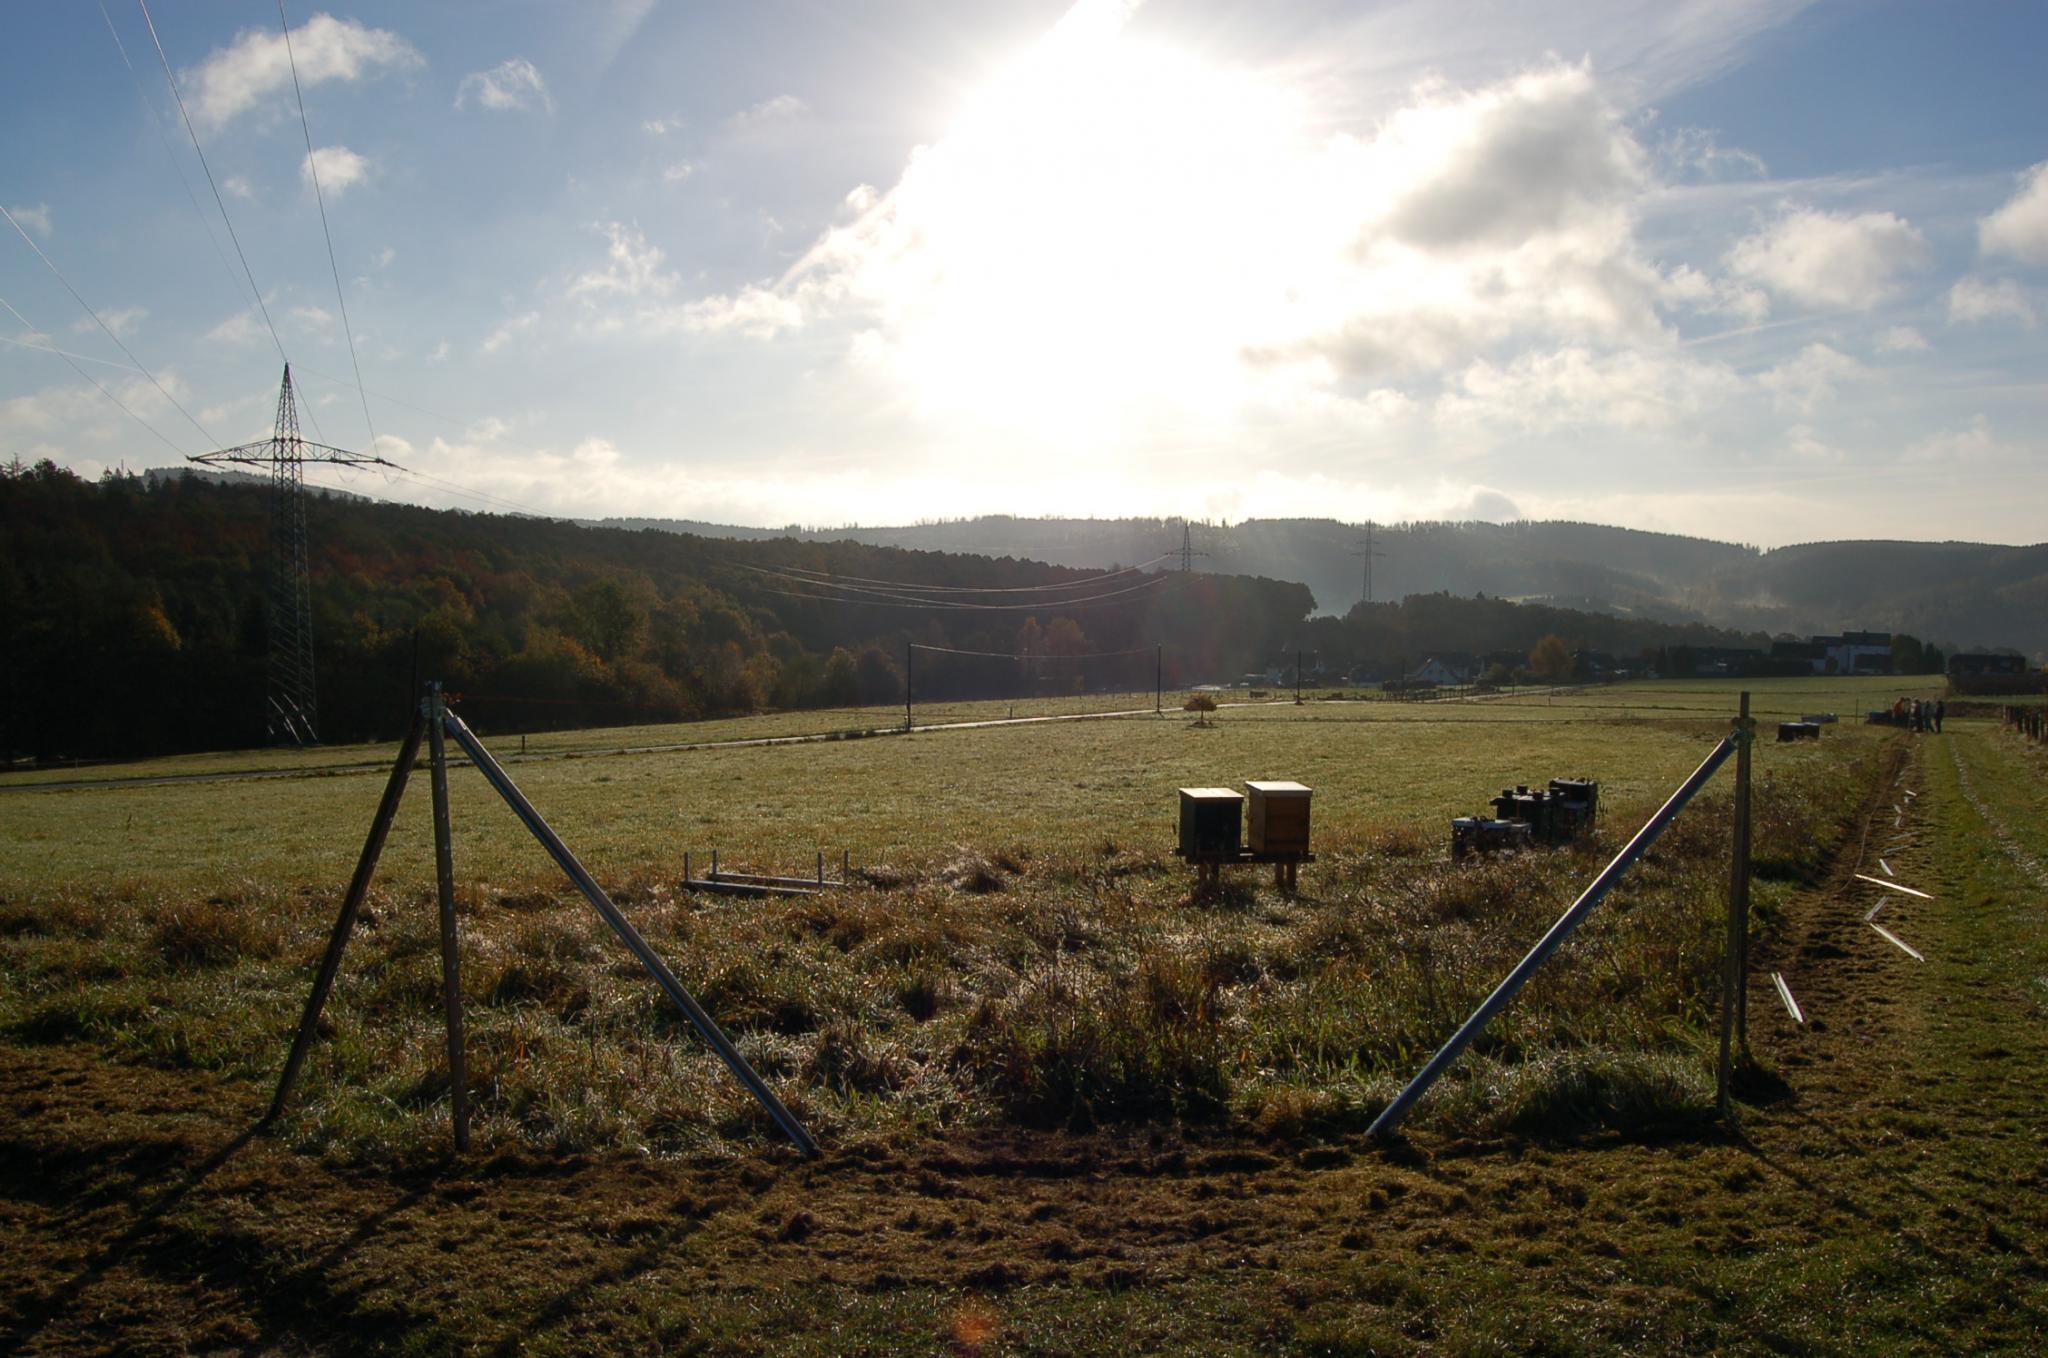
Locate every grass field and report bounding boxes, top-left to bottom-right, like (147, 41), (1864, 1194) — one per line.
(5, 675), (2040, 1355)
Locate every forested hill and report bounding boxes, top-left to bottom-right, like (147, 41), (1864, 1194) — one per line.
(1, 465), (1313, 758)
(603, 515), (2048, 659)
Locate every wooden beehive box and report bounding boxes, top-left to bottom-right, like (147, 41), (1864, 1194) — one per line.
(1177, 787), (1243, 858)
(1246, 780), (1312, 853)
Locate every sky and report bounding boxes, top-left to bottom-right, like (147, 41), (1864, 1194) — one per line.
(3, 0), (2045, 547)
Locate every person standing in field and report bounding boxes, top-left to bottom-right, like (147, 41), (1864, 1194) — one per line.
(1934, 699), (1945, 733)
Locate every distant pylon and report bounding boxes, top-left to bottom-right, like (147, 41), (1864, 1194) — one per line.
(1179, 520), (1209, 573)
(190, 364), (391, 744)
(1352, 521), (1386, 605)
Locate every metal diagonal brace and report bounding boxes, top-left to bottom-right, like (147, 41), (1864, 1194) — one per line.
(266, 707), (424, 1123)
(438, 707), (820, 1157)
(1368, 733), (1739, 1140)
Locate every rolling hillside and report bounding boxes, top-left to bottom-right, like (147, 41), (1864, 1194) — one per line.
(602, 515), (2046, 660)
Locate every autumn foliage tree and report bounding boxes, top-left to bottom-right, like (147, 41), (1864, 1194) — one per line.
(1529, 633), (1573, 683)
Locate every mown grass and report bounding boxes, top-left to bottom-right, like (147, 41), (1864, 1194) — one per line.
(0, 679), (1892, 1162)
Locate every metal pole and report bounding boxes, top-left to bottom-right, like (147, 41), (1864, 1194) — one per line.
(905, 640), (913, 731)
(1717, 693), (1756, 1116)
(440, 707), (820, 1157)
(265, 708), (423, 1124)
(1156, 643), (1162, 714)
(1369, 732), (1739, 1139)
(426, 686), (470, 1152)
(1733, 693), (1755, 1050)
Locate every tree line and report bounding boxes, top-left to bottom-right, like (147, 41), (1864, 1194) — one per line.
(0, 464), (1310, 759)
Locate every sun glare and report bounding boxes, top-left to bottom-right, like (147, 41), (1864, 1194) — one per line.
(847, 12), (1321, 447)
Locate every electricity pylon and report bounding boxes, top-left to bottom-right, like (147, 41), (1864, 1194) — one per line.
(1178, 520), (1209, 573)
(190, 364), (390, 744)
(1351, 521), (1386, 605)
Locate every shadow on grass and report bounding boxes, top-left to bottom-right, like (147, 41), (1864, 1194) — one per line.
(0, 1120), (259, 1353)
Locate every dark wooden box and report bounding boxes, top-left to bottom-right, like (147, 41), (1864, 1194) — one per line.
(1177, 787), (1243, 857)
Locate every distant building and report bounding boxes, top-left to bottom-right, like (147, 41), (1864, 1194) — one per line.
(1770, 632), (1890, 674)
(1694, 646), (1764, 676)
(1829, 630), (1892, 674)
(1948, 652), (2027, 677)
(1408, 654), (1477, 685)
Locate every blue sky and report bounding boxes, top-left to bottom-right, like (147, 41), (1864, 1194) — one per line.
(3, 1), (2044, 545)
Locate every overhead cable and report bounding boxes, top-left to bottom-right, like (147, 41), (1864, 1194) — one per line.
(753, 573), (1169, 612)
(277, 0), (381, 458)
(0, 332), (149, 371)
(133, 0), (327, 443)
(741, 562), (1168, 610)
(0, 290), (188, 457)
(910, 642), (1163, 660)
(2, 203), (217, 447)
(774, 553), (1174, 595)
(96, 0), (250, 317)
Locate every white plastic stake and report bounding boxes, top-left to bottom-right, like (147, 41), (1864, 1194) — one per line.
(1771, 972), (1805, 1024)
(1878, 858), (1894, 877)
(1856, 872), (1931, 899)
(1868, 921), (1925, 962)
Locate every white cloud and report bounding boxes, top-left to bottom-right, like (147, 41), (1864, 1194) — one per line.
(206, 308), (266, 346)
(1758, 342), (1867, 415)
(1660, 264), (1769, 322)
(1725, 206), (1929, 310)
(74, 307), (146, 339)
(568, 223), (677, 305)
(1654, 126), (1767, 183)
(372, 246), (396, 270)
(455, 57), (552, 113)
(726, 94), (808, 131)
(184, 14), (422, 130)
(694, 52), (1697, 444)
(1947, 275), (2037, 328)
(1873, 325), (1928, 353)
(1437, 346), (1742, 434)
(1782, 423), (1845, 463)
(302, 145), (371, 198)
(1979, 161), (2048, 265)
(661, 161), (699, 184)
(5, 203), (52, 238)
(428, 339), (451, 363)
(481, 310), (540, 354)
(222, 176), (255, 201)
(1904, 415), (2004, 464)
(684, 286), (805, 340)
(642, 115), (685, 136)
(291, 305), (335, 331)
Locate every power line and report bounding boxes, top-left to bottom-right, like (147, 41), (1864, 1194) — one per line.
(2, 202), (217, 447)
(277, 0), (380, 459)
(0, 332), (151, 371)
(96, 0), (250, 317)
(131, 0), (327, 443)
(911, 642), (1163, 660)
(291, 365), (563, 458)
(0, 290), (188, 457)
(741, 564), (1170, 611)
(753, 575), (1170, 613)
(774, 553), (1173, 595)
